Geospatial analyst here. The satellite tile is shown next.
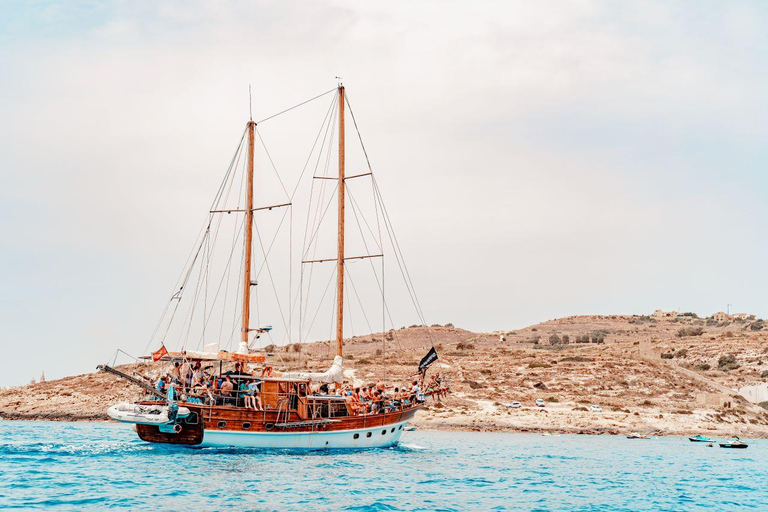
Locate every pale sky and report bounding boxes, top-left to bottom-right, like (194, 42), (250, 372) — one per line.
(1, 1), (767, 386)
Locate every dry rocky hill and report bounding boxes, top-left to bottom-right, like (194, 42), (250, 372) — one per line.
(3, 314), (768, 437)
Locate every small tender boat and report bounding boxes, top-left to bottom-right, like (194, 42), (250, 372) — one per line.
(108, 402), (190, 426)
(719, 438), (748, 449)
(689, 435), (713, 443)
(626, 432), (649, 439)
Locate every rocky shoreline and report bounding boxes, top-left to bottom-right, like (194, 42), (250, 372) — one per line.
(4, 316), (768, 439)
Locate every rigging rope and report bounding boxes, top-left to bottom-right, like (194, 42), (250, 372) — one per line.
(255, 87), (337, 125)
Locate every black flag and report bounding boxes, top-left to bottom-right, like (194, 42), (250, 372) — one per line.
(418, 347), (438, 372)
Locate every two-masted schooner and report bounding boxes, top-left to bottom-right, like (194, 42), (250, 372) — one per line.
(101, 84), (433, 449)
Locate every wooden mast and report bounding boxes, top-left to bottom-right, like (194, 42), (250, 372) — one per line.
(241, 121), (256, 351)
(336, 85), (345, 357)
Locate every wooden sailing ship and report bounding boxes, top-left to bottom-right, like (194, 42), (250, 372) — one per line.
(102, 84), (430, 449)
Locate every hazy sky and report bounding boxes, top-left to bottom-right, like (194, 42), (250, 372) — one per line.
(1, 1), (767, 386)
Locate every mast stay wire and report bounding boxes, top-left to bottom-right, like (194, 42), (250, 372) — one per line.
(143, 127), (247, 355)
(345, 93), (435, 348)
(345, 185), (404, 353)
(254, 87), (337, 125)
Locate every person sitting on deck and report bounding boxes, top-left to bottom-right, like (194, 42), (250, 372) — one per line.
(220, 375), (234, 404)
(244, 380), (262, 410)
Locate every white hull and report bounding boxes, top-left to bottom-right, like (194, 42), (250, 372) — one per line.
(198, 419), (411, 450)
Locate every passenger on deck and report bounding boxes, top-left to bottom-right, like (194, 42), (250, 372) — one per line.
(244, 380), (262, 410)
(220, 375), (234, 399)
(156, 375), (167, 395)
(410, 380), (421, 402)
(171, 362), (181, 382)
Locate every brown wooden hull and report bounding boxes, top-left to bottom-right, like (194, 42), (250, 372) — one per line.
(133, 402), (421, 448)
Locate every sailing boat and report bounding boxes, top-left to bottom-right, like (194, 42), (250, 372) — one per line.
(101, 85), (429, 449)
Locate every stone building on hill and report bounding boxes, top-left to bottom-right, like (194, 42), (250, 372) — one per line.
(713, 312), (731, 322)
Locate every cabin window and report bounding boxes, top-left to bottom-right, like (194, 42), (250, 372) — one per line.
(217, 421), (227, 428)
(242, 422), (251, 430)
(390, 428), (395, 433)
(185, 413), (199, 424)
(353, 433), (360, 439)
(398, 425), (402, 430)
(381, 430), (386, 435)
(366, 432), (372, 438)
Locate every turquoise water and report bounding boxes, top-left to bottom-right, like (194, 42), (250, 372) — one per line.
(1, 422), (766, 510)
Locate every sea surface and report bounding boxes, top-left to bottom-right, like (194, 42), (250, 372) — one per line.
(1, 421), (766, 511)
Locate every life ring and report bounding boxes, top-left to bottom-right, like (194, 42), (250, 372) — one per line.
(173, 424), (182, 434)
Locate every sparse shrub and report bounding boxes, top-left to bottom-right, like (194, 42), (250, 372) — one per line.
(561, 356), (592, 362)
(675, 349), (688, 358)
(718, 354), (740, 371)
(761, 370), (768, 379)
(531, 328), (538, 332)
(573, 406), (588, 411)
(750, 320), (765, 331)
(444, 323), (454, 328)
(562, 335), (570, 344)
(546, 397), (559, 403)
(661, 352), (674, 359)
(375, 349), (383, 356)
(464, 380), (483, 389)
(386, 330), (394, 341)
(677, 327), (704, 337)
(695, 363), (711, 371)
(529, 362), (551, 369)
(681, 312), (698, 318)
(291, 343), (302, 353)
(549, 334), (561, 345)
(759, 401), (768, 410)
(264, 344), (276, 352)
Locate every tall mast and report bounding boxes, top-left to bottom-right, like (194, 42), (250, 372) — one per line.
(336, 85), (345, 358)
(240, 120), (256, 353)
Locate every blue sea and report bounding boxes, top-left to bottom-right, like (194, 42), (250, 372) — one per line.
(1, 421), (766, 510)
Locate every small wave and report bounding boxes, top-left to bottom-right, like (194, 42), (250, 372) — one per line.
(397, 443), (426, 451)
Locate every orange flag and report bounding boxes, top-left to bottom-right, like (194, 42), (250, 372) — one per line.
(152, 345), (169, 362)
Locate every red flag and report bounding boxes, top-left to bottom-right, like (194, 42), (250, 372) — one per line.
(152, 345), (169, 362)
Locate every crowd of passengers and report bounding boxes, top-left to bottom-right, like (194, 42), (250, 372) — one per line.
(142, 360), (448, 415)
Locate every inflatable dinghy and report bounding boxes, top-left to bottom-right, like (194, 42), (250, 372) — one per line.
(108, 402), (190, 425)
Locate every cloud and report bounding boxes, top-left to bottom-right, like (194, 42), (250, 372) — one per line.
(1, 0), (766, 385)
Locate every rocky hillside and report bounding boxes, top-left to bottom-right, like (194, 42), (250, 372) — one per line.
(3, 314), (768, 437)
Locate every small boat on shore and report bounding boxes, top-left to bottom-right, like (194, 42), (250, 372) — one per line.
(626, 432), (649, 439)
(719, 437), (748, 449)
(689, 435), (713, 443)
